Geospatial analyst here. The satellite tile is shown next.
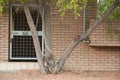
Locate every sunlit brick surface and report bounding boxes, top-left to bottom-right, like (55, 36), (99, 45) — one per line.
(0, 14), (9, 62)
(0, 1), (120, 71)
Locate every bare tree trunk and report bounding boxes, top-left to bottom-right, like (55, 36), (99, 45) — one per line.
(54, 1), (120, 73)
(38, 3), (55, 73)
(43, 4), (55, 73)
(24, 5), (46, 74)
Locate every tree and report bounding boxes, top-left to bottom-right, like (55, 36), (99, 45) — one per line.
(0, 0), (120, 74)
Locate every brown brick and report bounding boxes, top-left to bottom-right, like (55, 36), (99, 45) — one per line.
(0, 3), (120, 71)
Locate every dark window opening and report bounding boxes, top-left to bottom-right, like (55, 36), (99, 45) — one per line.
(9, 4), (43, 61)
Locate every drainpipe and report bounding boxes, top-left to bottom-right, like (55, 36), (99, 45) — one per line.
(83, 1), (86, 33)
(82, 1), (90, 44)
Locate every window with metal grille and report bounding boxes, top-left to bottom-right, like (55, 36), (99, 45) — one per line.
(9, 4), (44, 61)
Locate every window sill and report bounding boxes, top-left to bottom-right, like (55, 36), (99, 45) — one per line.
(89, 43), (120, 47)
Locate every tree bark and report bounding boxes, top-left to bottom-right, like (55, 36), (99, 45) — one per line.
(54, 1), (120, 73)
(24, 5), (46, 74)
(38, 2), (55, 73)
(43, 5), (55, 73)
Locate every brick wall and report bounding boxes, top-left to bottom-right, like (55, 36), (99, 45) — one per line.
(0, 14), (9, 62)
(89, 20), (120, 46)
(0, 1), (120, 71)
(50, 1), (120, 71)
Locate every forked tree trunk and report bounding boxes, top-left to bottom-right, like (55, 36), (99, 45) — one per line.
(24, 0), (119, 74)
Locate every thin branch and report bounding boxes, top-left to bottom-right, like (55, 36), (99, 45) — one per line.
(35, 10), (39, 28)
(83, 0), (120, 39)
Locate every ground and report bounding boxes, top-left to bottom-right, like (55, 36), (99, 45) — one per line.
(0, 70), (120, 80)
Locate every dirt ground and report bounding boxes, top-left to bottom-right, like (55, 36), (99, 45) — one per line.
(0, 70), (120, 80)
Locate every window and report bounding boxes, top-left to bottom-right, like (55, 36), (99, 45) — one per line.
(9, 4), (44, 61)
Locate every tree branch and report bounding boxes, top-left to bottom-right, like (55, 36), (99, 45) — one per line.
(54, 1), (120, 73)
(24, 5), (46, 74)
(82, 0), (120, 39)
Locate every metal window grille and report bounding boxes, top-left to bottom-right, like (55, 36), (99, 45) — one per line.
(9, 4), (44, 60)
